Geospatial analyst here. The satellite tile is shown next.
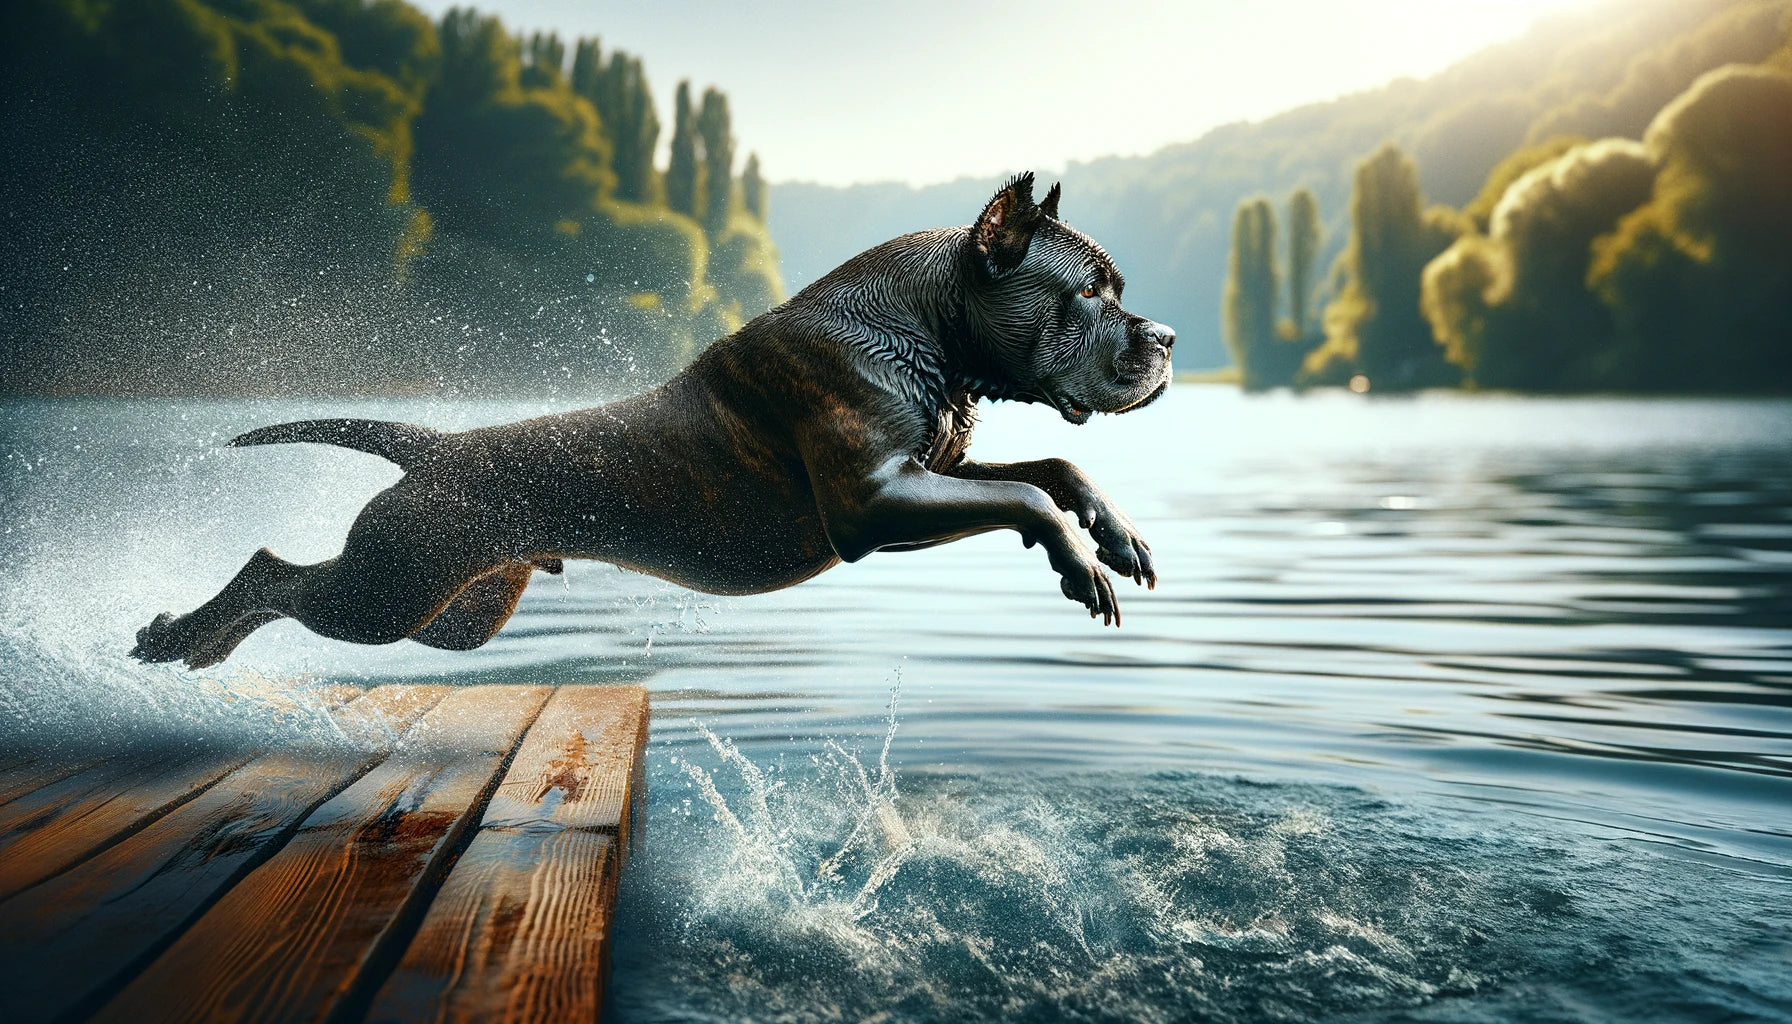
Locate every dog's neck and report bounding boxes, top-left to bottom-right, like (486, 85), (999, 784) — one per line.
(781, 228), (1045, 413)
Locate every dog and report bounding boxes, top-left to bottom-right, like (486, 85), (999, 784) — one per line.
(131, 173), (1174, 669)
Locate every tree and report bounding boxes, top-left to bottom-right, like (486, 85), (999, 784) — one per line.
(665, 80), (699, 218)
(742, 152), (768, 221)
(1590, 65), (1792, 391)
(1285, 188), (1321, 339)
(696, 87), (736, 235)
(1223, 199), (1279, 390)
(1303, 143), (1463, 390)
(412, 10), (614, 239)
(1422, 139), (1655, 389)
(519, 31), (564, 89)
(570, 40), (660, 204)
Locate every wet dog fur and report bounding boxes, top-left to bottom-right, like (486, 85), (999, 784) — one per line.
(132, 173), (1175, 668)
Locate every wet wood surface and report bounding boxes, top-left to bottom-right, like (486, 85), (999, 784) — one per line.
(0, 747), (259, 902)
(0, 683), (648, 1024)
(367, 686), (648, 1023)
(0, 685), (449, 1024)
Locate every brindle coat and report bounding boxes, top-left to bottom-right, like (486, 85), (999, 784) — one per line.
(132, 173), (1175, 669)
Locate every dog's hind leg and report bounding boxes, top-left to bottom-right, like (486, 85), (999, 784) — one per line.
(407, 561), (535, 651)
(134, 481), (517, 666)
(183, 610), (284, 670)
(132, 548), (306, 667)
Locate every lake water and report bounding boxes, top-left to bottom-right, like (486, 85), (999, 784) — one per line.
(3, 387), (1789, 1022)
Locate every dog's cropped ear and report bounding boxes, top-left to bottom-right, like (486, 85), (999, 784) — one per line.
(974, 171), (1046, 275)
(1039, 182), (1061, 220)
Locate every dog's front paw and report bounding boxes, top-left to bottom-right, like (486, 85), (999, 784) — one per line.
(130, 612), (186, 663)
(1084, 506), (1156, 590)
(1043, 537), (1121, 627)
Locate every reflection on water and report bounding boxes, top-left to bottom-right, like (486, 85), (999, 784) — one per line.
(2, 389), (1789, 1021)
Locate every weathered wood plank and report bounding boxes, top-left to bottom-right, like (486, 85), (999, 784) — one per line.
(0, 751), (110, 808)
(367, 685), (648, 1024)
(481, 685), (649, 844)
(0, 685), (449, 1024)
(93, 684), (551, 1024)
(366, 830), (618, 1024)
(0, 745), (259, 902)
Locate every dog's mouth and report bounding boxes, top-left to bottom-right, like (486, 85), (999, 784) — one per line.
(1116, 376), (1171, 413)
(1049, 392), (1095, 425)
(1050, 373), (1170, 425)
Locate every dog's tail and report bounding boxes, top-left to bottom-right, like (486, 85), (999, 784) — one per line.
(226, 419), (445, 470)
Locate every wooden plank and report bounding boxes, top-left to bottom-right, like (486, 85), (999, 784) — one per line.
(93, 684), (551, 1024)
(481, 685), (649, 844)
(331, 683), (454, 748)
(368, 685), (648, 1024)
(0, 756), (130, 831)
(0, 685), (449, 1024)
(0, 751), (111, 808)
(365, 831), (618, 1024)
(0, 745), (259, 902)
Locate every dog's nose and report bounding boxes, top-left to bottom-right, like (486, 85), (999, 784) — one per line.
(1144, 321), (1175, 352)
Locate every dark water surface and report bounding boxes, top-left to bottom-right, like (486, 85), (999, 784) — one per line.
(3, 388), (1789, 1022)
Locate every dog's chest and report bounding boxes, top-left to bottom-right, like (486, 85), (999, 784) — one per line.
(921, 392), (978, 472)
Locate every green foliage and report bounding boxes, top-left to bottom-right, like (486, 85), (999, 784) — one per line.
(665, 81), (700, 219)
(1590, 65), (1792, 390)
(2, 0), (783, 395)
(570, 40), (660, 204)
(1303, 145), (1462, 390)
(696, 87), (737, 236)
(709, 214), (787, 333)
(1285, 188), (1322, 338)
(413, 10), (615, 241)
(742, 153), (769, 221)
(1461, 136), (1585, 232)
(1223, 199), (1279, 390)
(1423, 140), (1656, 389)
(2, 0), (427, 391)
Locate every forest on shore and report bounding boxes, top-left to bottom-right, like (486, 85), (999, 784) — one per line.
(1224, 5), (1792, 393)
(5, 0), (1788, 397)
(775, 0), (1792, 394)
(1, 0), (781, 396)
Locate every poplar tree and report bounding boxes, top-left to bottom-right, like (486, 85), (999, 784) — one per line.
(696, 87), (735, 234)
(1223, 198), (1279, 390)
(570, 41), (661, 204)
(1286, 188), (1321, 338)
(741, 152), (767, 221)
(1310, 143), (1461, 389)
(519, 31), (564, 88)
(665, 80), (700, 218)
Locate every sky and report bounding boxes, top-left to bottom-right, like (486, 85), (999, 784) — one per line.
(415, 0), (1598, 187)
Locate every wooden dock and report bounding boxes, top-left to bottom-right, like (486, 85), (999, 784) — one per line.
(0, 684), (648, 1024)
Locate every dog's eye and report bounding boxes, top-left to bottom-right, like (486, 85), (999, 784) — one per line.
(1079, 285), (1097, 299)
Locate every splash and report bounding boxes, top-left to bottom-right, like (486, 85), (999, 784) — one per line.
(0, 610), (365, 753)
(612, 695), (1787, 1023)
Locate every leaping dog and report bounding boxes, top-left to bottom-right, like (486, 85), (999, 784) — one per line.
(132, 173), (1174, 668)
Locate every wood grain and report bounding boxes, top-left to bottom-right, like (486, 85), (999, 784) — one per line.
(92, 684), (550, 1024)
(0, 750), (110, 808)
(368, 685), (648, 1024)
(0, 685), (448, 1024)
(481, 685), (649, 845)
(0, 746), (257, 901)
(366, 830), (618, 1024)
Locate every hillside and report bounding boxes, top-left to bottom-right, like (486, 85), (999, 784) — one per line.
(770, 0), (1789, 370)
(1, 0), (782, 396)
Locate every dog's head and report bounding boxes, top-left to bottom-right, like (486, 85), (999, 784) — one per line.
(962, 172), (1174, 425)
